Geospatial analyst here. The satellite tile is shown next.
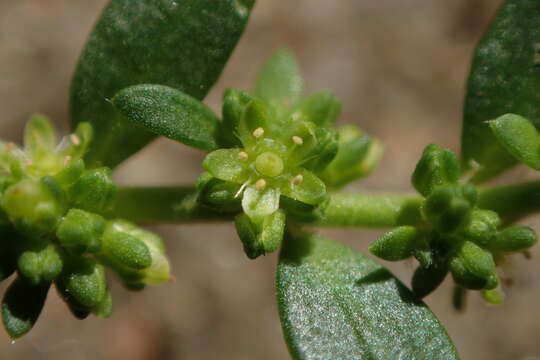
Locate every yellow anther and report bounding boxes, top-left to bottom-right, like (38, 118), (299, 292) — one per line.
(238, 151), (249, 161)
(292, 136), (303, 145)
(292, 174), (304, 185)
(255, 178), (267, 191)
(63, 156), (72, 166)
(252, 127), (265, 138)
(24, 158), (33, 166)
(70, 134), (81, 145)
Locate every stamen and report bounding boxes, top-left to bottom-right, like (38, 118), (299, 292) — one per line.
(252, 127), (265, 138)
(24, 158), (33, 166)
(238, 151), (249, 161)
(255, 178), (267, 191)
(63, 155), (72, 166)
(292, 174), (304, 185)
(292, 136), (303, 145)
(70, 134), (81, 145)
(235, 181), (249, 198)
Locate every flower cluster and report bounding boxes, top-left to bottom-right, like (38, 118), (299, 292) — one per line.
(198, 51), (381, 259)
(0, 116), (170, 338)
(369, 144), (537, 304)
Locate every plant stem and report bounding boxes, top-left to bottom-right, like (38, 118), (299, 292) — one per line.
(112, 186), (423, 227)
(477, 180), (540, 224)
(112, 180), (540, 227)
(110, 186), (230, 224)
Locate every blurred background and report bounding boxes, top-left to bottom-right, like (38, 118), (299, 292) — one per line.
(1, 0), (539, 359)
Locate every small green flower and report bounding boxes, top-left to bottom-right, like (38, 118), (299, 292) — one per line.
(203, 94), (329, 221)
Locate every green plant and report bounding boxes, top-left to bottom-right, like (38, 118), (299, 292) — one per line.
(1, 0), (540, 358)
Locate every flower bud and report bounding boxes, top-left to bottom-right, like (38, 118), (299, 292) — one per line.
(2, 277), (50, 339)
(235, 209), (286, 259)
(100, 220), (170, 288)
(412, 144), (460, 197)
(437, 198), (471, 233)
(1, 179), (63, 235)
(449, 241), (497, 290)
(69, 168), (116, 213)
(460, 210), (500, 246)
(56, 258), (108, 317)
(17, 244), (63, 285)
(369, 226), (420, 261)
(320, 125), (383, 188)
(490, 226), (537, 252)
(412, 262), (448, 299)
(57, 209), (105, 255)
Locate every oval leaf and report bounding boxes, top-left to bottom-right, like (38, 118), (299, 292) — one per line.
(113, 85), (220, 151)
(461, 0), (540, 182)
(70, 0), (255, 168)
(489, 114), (540, 170)
(277, 232), (459, 360)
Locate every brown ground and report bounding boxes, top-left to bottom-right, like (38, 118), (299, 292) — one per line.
(1, 1), (539, 359)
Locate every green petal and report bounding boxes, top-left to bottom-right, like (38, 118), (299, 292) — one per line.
(282, 169), (326, 205)
(202, 149), (248, 184)
(291, 91), (341, 127)
(242, 186), (280, 220)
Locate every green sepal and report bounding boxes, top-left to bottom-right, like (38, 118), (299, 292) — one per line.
(54, 159), (85, 187)
(237, 99), (272, 146)
(281, 168), (326, 206)
(412, 144), (460, 197)
(299, 127), (339, 173)
(61, 122), (93, 161)
(490, 226), (537, 253)
(489, 114), (540, 170)
(220, 88), (253, 147)
(320, 125), (383, 188)
(369, 226), (420, 261)
(69, 167), (117, 213)
(17, 244), (63, 285)
(234, 209), (286, 259)
(242, 186), (280, 220)
(412, 261), (448, 299)
(112, 84), (220, 152)
(56, 258), (108, 311)
(24, 114), (56, 158)
(449, 241), (497, 290)
(482, 287), (504, 305)
(254, 48), (303, 108)
(197, 177), (241, 213)
(2, 277), (50, 339)
(101, 221), (152, 271)
(57, 209), (105, 255)
(203, 149), (248, 184)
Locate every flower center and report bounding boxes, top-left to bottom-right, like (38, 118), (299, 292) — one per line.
(255, 152), (284, 177)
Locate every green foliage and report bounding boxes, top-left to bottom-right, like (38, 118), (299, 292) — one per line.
(70, 0), (255, 168)
(461, 0), (540, 182)
(277, 232), (459, 360)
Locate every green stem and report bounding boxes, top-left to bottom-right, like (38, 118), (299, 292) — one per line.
(110, 186), (230, 224)
(477, 180), (540, 224)
(112, 180), (540, 227)
(112, 186), (423, 227)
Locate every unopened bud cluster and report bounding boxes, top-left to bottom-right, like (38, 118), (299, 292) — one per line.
(369, 144), (537, 304)
(0, 116), (170, 338)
